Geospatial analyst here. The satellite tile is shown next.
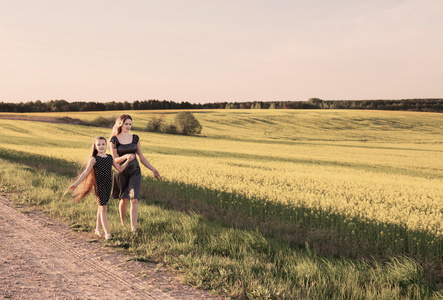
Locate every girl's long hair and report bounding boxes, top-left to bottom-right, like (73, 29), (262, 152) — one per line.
(110, 114), (132, 138)
(71, 136), (106, 203)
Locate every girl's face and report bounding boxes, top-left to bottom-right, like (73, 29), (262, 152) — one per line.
(95, 139), (107, 153)
(122, 119), (132, 133)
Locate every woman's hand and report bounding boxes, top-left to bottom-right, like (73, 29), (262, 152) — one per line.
(153, 170), (161, 179)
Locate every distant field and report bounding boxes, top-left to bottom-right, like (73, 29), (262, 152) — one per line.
(1, 109), (442, 245)
(3, 109), (442, 143)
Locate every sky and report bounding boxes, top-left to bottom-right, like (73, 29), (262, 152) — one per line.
(1, 0), (442, 104)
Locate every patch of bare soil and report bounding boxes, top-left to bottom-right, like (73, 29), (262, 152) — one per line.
(0, 195), (216, 300)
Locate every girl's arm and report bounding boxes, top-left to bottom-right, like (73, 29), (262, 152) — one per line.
(112, 154), (134, 172)
(110, 141), (133, 164)
(136, 141), (161, 179)
(66, 157), (95, 191)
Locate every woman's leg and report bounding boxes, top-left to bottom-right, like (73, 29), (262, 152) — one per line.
(130, 198), (138, 232)
(119, 198), (128, 226)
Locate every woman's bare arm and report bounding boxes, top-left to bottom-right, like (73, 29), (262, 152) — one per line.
(136, 141), (161, 179)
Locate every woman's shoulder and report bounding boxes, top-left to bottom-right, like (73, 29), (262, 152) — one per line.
(133, 134), (139, 144)
(110, 136), (119, 145)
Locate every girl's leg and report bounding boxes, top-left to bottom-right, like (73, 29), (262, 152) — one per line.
(129, 198), (138, 232)
(96, 209), (101, 229)
(99, 205), (111, 238)
(119, 198), (128, 226)
(95, 209), (102, 236)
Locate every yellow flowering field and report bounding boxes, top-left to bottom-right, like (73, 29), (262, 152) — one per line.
(1, 109), (442, 258)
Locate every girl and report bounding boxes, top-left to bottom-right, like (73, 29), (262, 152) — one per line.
(66, 136), (135, 239)
(110, 114), (161, 233)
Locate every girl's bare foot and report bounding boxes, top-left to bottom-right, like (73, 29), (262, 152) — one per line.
(94, 228), (102, 237)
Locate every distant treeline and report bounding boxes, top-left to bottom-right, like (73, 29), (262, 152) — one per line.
(0, 98), (442, 113)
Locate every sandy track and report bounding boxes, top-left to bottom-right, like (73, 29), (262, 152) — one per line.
(0, 196), (215, 300)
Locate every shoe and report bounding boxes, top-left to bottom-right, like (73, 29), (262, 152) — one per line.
(95, 228), (102, 237)
(105, 234), (112, 240)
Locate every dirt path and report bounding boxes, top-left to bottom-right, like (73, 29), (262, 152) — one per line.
(0, 196), (216, 300)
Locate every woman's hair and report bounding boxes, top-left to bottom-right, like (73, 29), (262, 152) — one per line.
(71, 136), (107, 203)
(110, 114), (132, 138)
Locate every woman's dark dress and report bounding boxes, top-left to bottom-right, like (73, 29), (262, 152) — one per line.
(93, 154), (113, 206)
(110, 135), (141, 199)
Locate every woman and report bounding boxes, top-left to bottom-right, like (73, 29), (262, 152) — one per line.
(110, 114), (161, 233)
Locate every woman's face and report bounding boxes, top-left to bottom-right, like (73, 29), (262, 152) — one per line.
(122, 119), (132, 133)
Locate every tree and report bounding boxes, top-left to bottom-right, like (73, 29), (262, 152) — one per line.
(307, 98), (323, 108)
(123, 101), (131, 110)
(174, 112), (202, 135)
(251, 102), (262, 109)
(147, 114), (165, 132)
(132, 100), (140, 110)
(225, 103), (238, 109)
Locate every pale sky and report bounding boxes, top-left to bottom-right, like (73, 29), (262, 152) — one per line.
(1, 0), (442, 104)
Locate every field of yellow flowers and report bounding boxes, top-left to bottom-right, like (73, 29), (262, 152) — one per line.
(1, 109), (442, 259)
